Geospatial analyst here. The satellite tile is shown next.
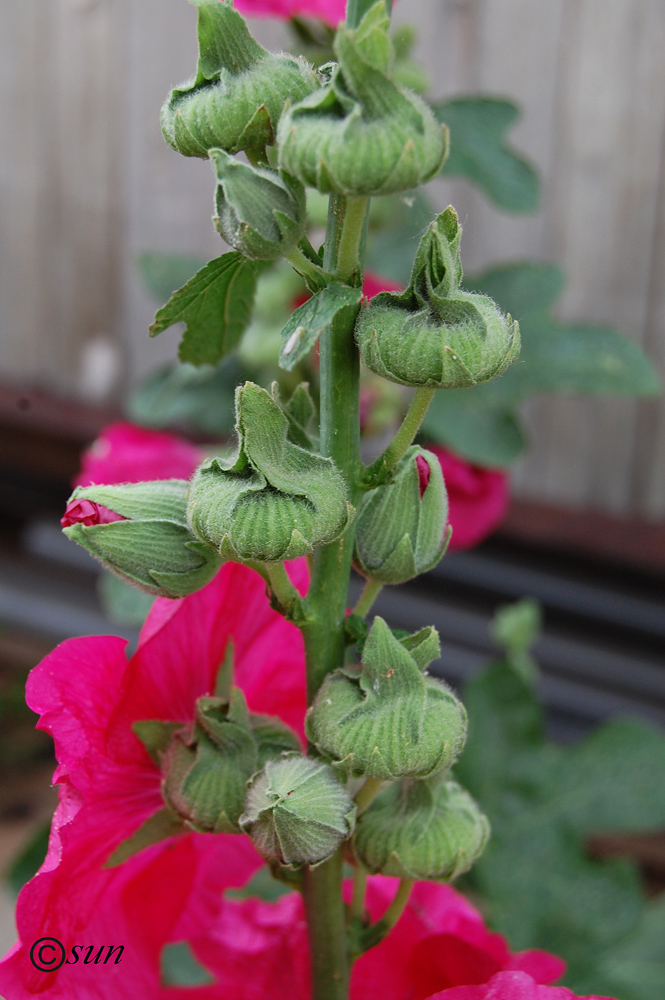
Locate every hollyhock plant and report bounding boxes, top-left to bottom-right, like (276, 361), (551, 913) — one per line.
(74, 421), (205, 488)
(427, 445), (510, 551)
(0, 560), (574, 1000)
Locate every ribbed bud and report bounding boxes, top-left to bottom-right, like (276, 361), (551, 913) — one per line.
(62, 480), (222, 598)
(161, 0), (319, 159)
(187, 382), (353, 562)
(277, 3), (447, 196)
(356, 206), (520, 388)
(158, 689), (300, 834)
(354, 446), (450, 584)
(353, 775), (489, 882)
(306, 617), (467, 780)
(239, 755), (356, 866)
(211, 150), (306, 261)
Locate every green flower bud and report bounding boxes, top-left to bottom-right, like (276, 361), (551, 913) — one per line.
(355, 207), (520, 388)
(277, 3), (447, 196)
(62, 481), (222, 599)
(211, 149), (306, 261)
(161, 0), (320, 159)
(239, 755), (356, 866)
(306, 617), (467, 780)
(187, 382), (353, 562)
(353, 775), (489, 882)
(354, 446), (450, 584)
(157, 688), (300, 834)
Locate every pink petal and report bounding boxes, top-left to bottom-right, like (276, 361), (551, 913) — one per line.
(427, 445), (510, 550)
(75, 422), (204, 488)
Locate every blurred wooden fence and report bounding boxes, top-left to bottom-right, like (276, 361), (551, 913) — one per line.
(1, 0), (665, 518)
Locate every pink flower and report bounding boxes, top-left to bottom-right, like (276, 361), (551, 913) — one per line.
(74, 422), (204, 488)
(425, 970), (613, 1000)
(60, 498), (125, 528)
(427, 445), (510, 551)
(363, 272), (403, 299)
(234, 0), (348, 27)
(0, 560), (307, 998)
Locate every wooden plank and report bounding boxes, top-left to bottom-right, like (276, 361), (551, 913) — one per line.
(514, 0), (665, 514)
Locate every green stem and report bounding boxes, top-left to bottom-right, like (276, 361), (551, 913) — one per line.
(350, 865), (368, 922)
(364, 387), (435, 487)
(285, 245), (330, 291)
(354, 776), (384, 815)
(381, 880), (414, 930)
(303, 849), (349, 1000)
(352, 578), (383, 619)
(300, 192), (369, 1000)
(265, 562), (299, 613)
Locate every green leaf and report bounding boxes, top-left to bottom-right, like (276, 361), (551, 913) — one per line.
(106, 808), (185, 867)
(150, 253), (263, 366)
(279, 282), (363, 371)
(422, 389), (527, 467)
(137, 252), (206, 304)
(127, 358), (248, 437)
(434, 97), (540, 213)
(161, 942), (215, 987)
(465, 262), (565, 320)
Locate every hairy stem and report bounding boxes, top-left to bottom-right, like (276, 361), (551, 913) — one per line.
(350, 865), (368, 922)
(354, 776), (384, 815)
(364, 387), (435, 486)
(303, 849), (349, 1000)
(352, 578), (383, 619)
(265, 562), (300, 613)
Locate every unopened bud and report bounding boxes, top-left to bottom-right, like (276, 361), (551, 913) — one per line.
(62, 480), (222, 598)
(211, 150), (306, 261)
(356, 207), (520, 388)
(353, 776), (489, 881)
(240, 755), (356, 866)
(161, 0), (320, 159)
(306, 617), (467, 780)
(354, 446), (450, 584)
(187, 383), (352, 562)
(277, 4), (447, 196)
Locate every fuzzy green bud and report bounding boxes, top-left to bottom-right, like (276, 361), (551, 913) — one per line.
(354, 446), (450, 584)
(62, 480), (222, 598)
(353, 775), (489, 882)
(211, 149), (306, 261)
(187, 382), (353, 562)
(153, 688), (300, 834)
(277, 4), (447, 196)
(356, 207), (520, 388)
(161, 0), (320, 159)
(239, 755), (356, 866)
(306, 618), (467, 780)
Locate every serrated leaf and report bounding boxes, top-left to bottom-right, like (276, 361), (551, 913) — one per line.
(150, 253), (263, 366)
(279, 282), (363, 370)
(434, 97), (540, 213)
(137, 252), (207, 303)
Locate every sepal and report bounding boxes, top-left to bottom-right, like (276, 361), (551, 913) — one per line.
(277, 3), (447, 196)
(354, 446), (450, 584)
(355, 207), (520, 388)
(62, 481), (222, 598)
(239, 755), (356, 866)
(353, 775), (489, 881)
(187, 382), (353, 562)
(161, 0), (319, 158)
(306, 617), (467, 780)
(211, 149), (306, 261)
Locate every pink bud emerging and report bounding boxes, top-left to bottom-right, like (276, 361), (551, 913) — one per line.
(60, 499), (126, 528)
(416, 454), (431, 498)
